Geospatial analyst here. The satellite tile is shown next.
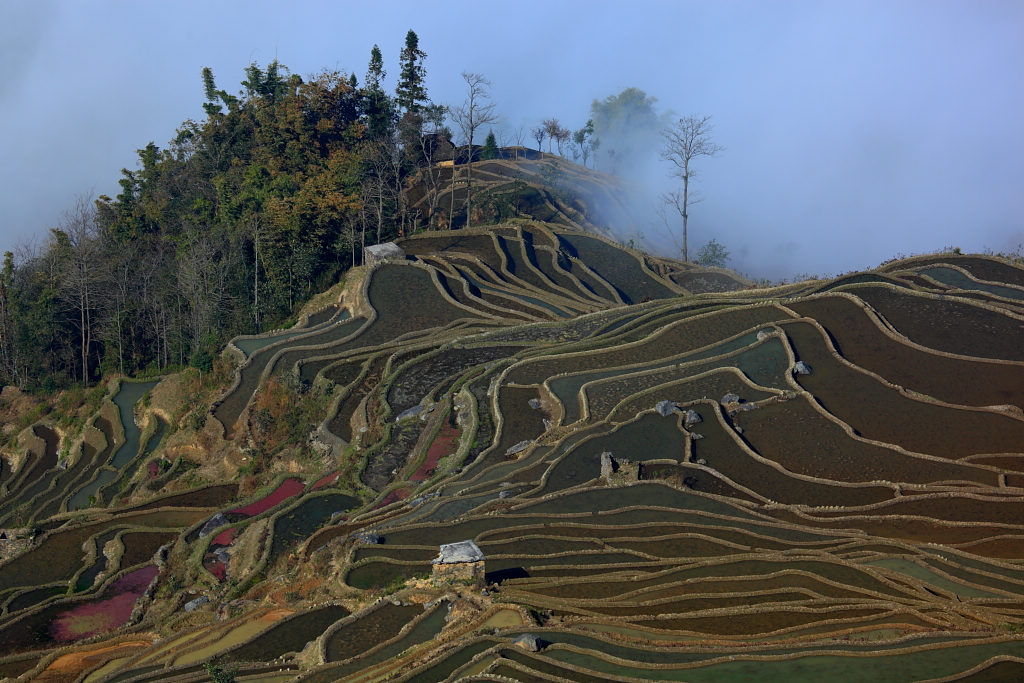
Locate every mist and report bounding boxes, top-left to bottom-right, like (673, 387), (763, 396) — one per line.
(2, 0), (1022, 280)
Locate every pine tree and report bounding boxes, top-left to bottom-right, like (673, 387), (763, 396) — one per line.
(201, 67), (222, 116)
(481, 130), (499, 160)
(395, 29), (428, 115)
(363, 45), (393, 139)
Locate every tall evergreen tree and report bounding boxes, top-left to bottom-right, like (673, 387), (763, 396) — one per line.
(201, 67), (222, 116)
(363, 45), (393, 140)
(481, 130), (499, 160)
(395, 29), (428, 115)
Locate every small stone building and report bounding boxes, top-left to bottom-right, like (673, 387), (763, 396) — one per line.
(363, 242), (406, 266)
(600, 452), (640, 485)
(432, 540), (486, 586)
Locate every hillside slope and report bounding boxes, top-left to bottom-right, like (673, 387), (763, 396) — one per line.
(1, 228), (1024, 682)
(408, 149), (646, 238)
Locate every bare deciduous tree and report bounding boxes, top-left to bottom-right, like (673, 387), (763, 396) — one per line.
(100, 238), (139, 377)
(361, 138), (400, 242)
(416, 103), (450, 230)
(52, 197), (103, 384)
(660, 115), (723, 262)
(541, 118), (560, 153)
(541, 119), (571, 157)
(531, 125), (546, 154)
(336, 216), (360, 267)
(246, 214), (263, 330)
(511, 126), (526, 160)
(177, 230), (231, 359)
(555, 127), (571, 156)
(449, 72), (498, 230)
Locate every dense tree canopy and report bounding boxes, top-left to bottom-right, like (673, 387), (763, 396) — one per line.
(0, 39), (694, 395)
(589, 87), (664, 174)
(1, 35), (447, 391)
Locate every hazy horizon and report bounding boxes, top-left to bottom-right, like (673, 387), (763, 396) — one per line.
(2, 0), (1022, 280)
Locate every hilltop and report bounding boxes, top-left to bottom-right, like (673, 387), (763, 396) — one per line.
(2, 40), (1024, 683)
(0, 220), (1023, 681)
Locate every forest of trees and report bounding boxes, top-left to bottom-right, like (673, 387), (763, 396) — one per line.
(0, 28), (684, 395)
(0, 30), (443, 391)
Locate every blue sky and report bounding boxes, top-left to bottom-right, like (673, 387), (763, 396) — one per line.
(1, 0), (1022, 279)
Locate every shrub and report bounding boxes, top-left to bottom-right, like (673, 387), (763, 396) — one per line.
(695, 239), (730, 267)
(190, 348), (214, 373)
(204, 661), (237, 683)
(481, 130), (499, 160)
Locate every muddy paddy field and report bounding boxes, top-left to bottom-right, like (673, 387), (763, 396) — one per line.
(2, 230), (1023, 681)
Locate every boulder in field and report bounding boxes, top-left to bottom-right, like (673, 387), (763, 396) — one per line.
(655, 400), (679, 417)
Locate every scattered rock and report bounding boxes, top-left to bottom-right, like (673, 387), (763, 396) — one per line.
(355, 532), (383, 544)
(409, 492), (440, 507)
(198, 513), (229, 538)
(528, 398), (541, 410)
(690, 433), (704, 440)
(756, 329), (774, 341)
(695, 458), (707, 465)
(720, 393), (741, 405)
(793, 361), (813, 375)
(600, 451), (640, 484)
(505, 440), (532, 457)
(395, 405), (425, 422)
(514, 633), (542, 652)
(183, 596), (209, 613)
(684, 409), (702, 428)
(655, 400), (679, 417)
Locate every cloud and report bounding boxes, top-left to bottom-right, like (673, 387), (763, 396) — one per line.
(0, 1), (56, 102)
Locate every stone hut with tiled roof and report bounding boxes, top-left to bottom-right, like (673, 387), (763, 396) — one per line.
(431, 540), (485, 586)
(363, 242), (406, 267)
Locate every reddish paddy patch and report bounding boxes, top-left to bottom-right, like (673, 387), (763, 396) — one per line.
(311, 470), (340, 490)
(412, 424), (459, 482)
(229, 477), (304, 517)
(49, 565), (158, 643)
(204, 558), (227, 581)
(210, 527), (238, 547)
(374, 487), (412, 510)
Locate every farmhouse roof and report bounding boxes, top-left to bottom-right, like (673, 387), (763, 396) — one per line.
(364, 242), (406, 261)
(433, 540), (485, 564)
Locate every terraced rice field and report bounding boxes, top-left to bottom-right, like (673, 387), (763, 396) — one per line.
(2, 226), (1023, 681)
